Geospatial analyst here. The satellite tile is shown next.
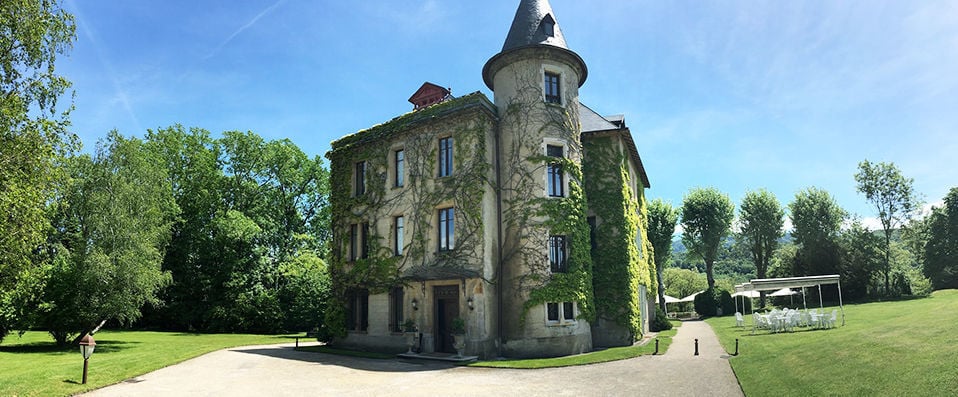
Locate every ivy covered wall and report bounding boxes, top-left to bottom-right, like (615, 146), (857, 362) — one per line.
(583, 135), (654, 338)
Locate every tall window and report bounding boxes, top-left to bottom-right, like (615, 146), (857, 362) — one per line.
(547, 145), (564, 197)
(346, 289), (369, 331)
(438, 207), (455, 251)
(354, 161), (366, 196)
(549, 235), (567, 273)
(349, 223), (369, 261)
(394, 149), (404, 187)
(394, 216), (404, 256)
(438, 136), (453, 177)
(547, 301), (575, 323)
(544, 72), (561, 104)
(389, 287), (404, 333)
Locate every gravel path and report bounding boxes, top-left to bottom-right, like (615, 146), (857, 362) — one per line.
(83, 321), (742, 397)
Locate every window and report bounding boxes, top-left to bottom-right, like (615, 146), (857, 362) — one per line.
(541, 15), (555, 37)
(349, 223), (369, 261)
(346, 289), (369, 331)
(547, 301), (575, 323)
(354, 161), (366, 196)
(438, 136), (453, 177)
(549, 235), (567, 273)
(547, 145), (564, 197)
(394, 149), (405, 188)
(389, 287), (404, 333)
(563, 302), (575, 320)
(394, 216), (404, 256)
(544, 72), (561, 104)
(438, 207), (455, 251)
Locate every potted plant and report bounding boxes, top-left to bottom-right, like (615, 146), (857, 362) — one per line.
(450, 317), (466, 357)
(402, 319), (417, 354)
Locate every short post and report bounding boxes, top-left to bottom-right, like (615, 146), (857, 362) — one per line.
(734, 338), (739, 356)
(654, 338), (660, 355)
(295, 337), (300, 349)
(694, 338), (699, 356)
(78, 334), (96, 385)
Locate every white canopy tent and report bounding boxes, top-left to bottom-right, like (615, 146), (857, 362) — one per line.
(658, 294), (682, 317)
(741, 275), (845, 326)
(680, 290), (704, 303)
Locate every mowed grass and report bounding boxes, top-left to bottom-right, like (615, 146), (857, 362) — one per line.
(469, 321), (680, 368)
(0, 330), (298, 397)
(705, 289), (958, 396)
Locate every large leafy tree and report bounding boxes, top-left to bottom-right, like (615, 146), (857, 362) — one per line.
(41, 132), (178, 345)
(738, 189), (785, 307)
(680, 187), (735, 290)
(0, 0), (76, 341)
(855, 160), (919, 295)
(648, 199), (678, 312)
(841, 221), (883, 299)
(790, 187), (846, 278)
(924, 188), (958, 289)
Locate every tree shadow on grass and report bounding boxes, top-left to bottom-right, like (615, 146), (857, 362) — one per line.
(0, 339), (141, 354)
(233, 345), (457, 373)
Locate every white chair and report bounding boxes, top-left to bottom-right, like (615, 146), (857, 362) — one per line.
(824, 309), (838, 329)
(735, 312), (744, 327)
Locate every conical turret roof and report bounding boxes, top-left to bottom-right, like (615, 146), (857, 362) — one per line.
(501, 0), (568, 51)
(483, 0), (587, 90)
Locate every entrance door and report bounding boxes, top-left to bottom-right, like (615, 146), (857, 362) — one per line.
(434, 285), (460, 353)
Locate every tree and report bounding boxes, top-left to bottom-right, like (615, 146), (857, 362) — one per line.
(841, 220), (883, 300)
(648, 199), (678, 312)
(0, 0), (76, 341)
(790, 187), (846, 279)
(924, 188), (958, 290)
(855, 160), (919, 295)
(680, 187), (735, 290)
(40, 132), (178, 345)
(738, 189), (785, 307)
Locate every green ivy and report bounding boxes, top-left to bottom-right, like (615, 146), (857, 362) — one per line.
(324, 94), (494, 337)
(583, 136), (653, 336)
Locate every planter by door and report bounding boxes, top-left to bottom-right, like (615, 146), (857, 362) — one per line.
(434, 285), (459, 354)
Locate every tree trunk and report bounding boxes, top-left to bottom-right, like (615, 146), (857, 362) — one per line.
(705, 259), (715, 290)
(657, 266), (667, 313)
(884, 232), (892, 295)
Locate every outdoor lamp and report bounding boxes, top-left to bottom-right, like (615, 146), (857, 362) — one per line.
(412, 298), (419, 311)
(79, 333), (96, 384)
(467, 297), (475, 311)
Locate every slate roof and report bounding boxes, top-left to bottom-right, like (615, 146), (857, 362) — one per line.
(579, 102), (618, 133)
(502, 0), (568, 51)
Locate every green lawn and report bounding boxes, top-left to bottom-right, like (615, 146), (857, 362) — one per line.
(706, 289), (958, 396)
(469, 321), (680, 368)
(0, 330), (298, 397)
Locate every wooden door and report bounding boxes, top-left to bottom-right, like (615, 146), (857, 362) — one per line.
(434, 285), (459, 353)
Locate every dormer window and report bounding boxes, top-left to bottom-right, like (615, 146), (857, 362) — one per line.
(541, 14), (555, 37)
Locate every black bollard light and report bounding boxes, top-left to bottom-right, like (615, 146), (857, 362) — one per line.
(694, 338), (699, 356)
(654, 338), (660, 355)
(734, 338), (739, 356)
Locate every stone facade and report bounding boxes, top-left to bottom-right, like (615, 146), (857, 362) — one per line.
(326, 0), (652, 359)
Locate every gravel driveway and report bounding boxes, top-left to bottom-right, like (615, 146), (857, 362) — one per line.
(83, 321), (742, 397)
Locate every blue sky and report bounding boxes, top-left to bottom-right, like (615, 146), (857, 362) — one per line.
(59, 0), (957, 228)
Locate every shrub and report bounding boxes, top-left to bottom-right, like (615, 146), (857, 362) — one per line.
(717, 289), (735, 316)
(693, 288), (718, 317)
(650, 306), (673, 331)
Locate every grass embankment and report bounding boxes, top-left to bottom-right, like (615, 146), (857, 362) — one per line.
(0, 330), (297, 397)
(470, 321), (680, 369)
(706, 290), (958, 396)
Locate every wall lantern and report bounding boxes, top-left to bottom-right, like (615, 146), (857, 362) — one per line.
(79, 333), (96, 384)
(467, 297), (475, 311)
(411, 298), (419, 311)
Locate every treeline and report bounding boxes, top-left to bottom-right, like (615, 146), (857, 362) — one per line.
(649, 163), (958, 314)
(2, 126), (332, 345)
